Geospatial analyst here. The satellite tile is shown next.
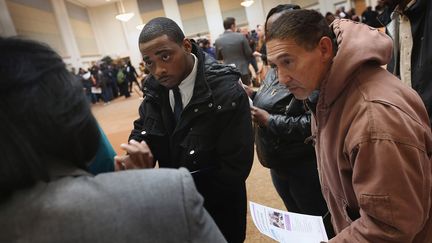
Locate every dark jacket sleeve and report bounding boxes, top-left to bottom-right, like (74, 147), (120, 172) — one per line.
(241, 36), (253, 59)
(267, 109), (312, 142)
(129, 99), (147, 142)
(215, 40), (223, 61)
(216, 82), (254, 181)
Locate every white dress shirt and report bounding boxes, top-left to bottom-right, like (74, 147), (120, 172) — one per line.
(169, 53), (197, 111)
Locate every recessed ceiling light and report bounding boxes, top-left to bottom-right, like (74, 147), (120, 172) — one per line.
(240, 0), (254, 7)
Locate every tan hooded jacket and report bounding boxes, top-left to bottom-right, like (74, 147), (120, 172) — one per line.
(312, 19), (432, 242)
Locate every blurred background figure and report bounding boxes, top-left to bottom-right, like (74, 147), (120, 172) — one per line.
(361, 6), (381, 27)
(215, 17), (253, 86)
(378, 0), (432, 126)
(125, 60), (141, 93)
(348, 8), (360, 21)
(200, 38), (216, 59)
(325, 12), (336, 25)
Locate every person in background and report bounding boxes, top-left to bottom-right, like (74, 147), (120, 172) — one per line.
(125, 60), (141, 93)
(348, 8), (360, 22)
(378, 0), (432, 127)
(201, 38), (216, 60)
(0, 37), (226, 243)
(255, 24), (265, 52)
(116, 62), (131, 98)
(361, 6), (381, 27)
(245, 4), (334, 238)
(240, 27), (259, 83)
(138, 61), (146, 78)
(325, 12), (336, 25)
(266, 9), (432, 242)
(115, 17), (254, 243)
(215, 17), (253, 86)
(106, 64), (119, 99)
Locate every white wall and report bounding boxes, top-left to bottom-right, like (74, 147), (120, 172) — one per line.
(66, 0), (99, 57)
(202, 0), (224, 43)
(0, 0), (16, 36)
(179, 0), (208, 36)
(244, 0), (266, 30)
(120, 0), (145, 67)
(87, 3), (130, 60)
(162, 0), (184, 30)
(262, 0), (291, 18)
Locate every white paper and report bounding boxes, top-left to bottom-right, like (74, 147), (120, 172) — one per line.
(249, 201), (328, 243)
(91, 87), (102, 94)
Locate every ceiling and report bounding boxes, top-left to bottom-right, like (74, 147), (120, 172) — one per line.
(71, 0), (119, 7)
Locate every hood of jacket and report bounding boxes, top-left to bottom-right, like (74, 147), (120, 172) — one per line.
(319, 19), (393, 112)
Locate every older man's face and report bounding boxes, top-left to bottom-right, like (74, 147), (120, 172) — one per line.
(267, 38), (329, 100)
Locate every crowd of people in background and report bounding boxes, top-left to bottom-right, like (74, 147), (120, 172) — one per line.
(76, 3), (384, 103)
(188, 3), (389, 92)
(325, 3), (384, 27)
(71, 58), (145, 106)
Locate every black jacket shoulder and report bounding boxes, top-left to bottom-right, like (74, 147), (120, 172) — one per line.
(202, 52), (245, 113)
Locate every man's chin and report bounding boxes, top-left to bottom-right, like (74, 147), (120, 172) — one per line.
(158, 79), (180, 89)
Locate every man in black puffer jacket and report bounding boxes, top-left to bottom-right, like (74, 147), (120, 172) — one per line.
(116, 17), (254, 243)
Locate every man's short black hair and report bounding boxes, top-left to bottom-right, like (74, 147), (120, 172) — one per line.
(266, 9), (332, 51)
(139, 17), (185, 45)
(223, 17), (235, 30)
(265, 4), (301, 23)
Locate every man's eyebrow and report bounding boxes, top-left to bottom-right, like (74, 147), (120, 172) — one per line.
(142, 48), (171, 60)
(154, 48), (171, 56)
(268, 52), (291, 62)
(274, 53), (292, 60)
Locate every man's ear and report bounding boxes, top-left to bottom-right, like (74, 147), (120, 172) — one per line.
(318, 36), (334, 62)
(182, 38), (192, 53)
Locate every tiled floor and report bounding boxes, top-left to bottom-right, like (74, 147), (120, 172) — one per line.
(92, 90), (285, 243)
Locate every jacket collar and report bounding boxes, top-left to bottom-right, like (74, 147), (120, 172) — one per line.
(188, 43), (213, 106)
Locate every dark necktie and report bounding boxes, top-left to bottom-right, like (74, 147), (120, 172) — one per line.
(172, 86), (183, 123)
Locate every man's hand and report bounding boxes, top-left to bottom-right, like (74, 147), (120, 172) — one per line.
(253, 51), (262, 57)
(251, 106), (270, 127)
(114, 139), (155, 171)
(242, 83), (255, 98)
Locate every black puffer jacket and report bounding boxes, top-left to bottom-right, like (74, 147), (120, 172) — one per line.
(253, 69), (315, 170)
(129, 44), (254, 181)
